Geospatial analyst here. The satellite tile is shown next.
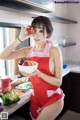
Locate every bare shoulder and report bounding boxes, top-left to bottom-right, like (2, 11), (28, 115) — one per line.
(49, 46), (61, 59)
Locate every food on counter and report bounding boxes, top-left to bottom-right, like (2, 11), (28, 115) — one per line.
(15, 82), (32, 91)
(1, 91), (20, 106)
(3, 85), (13, 93)
(2, 91), (19, 101)
(11, 77), (28, 87)
(13, 89), (26, 96)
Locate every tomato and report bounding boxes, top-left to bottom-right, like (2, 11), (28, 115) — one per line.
(27, 26), (35, 35)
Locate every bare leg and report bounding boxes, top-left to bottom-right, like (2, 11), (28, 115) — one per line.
(36, 99), (64, 120)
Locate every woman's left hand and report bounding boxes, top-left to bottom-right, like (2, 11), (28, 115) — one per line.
(19, 69), (41, 78)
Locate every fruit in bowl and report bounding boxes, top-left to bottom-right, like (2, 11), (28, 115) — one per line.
(22, 61), (29, 66)
(18, 60), (38, 74)
(22, 61), (35, 66)
(18, 59), (25, 65)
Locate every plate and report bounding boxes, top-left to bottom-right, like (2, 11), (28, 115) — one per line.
(15, 82), (32, 91)
(11, 77), (28, 87)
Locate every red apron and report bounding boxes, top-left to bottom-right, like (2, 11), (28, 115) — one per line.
(27, 41), (64, 119)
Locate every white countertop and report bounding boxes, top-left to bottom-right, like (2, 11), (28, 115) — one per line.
(62, 64), (80, 77)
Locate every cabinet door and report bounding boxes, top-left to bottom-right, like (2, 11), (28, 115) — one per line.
(61, 73), (71, 111)
(61, 72), (80, 113)
(70, 72), (80, 113)
(29, 0), (54, 11)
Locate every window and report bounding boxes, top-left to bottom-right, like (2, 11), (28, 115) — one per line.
(0, 27), (30, 76)
(0, 28), (6, 76)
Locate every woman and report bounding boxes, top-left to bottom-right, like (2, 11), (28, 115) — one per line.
(0, 16), (64, 120)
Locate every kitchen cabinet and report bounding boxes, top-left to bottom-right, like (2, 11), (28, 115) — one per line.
(25, 0), (55, 12)
(0, 0), (77, 24)
(70, 72), (80, 113)
(61, 73), (71, 112)
(61, 72), (80, 113)
(9, 101), (31, 120)
(0, 0), (54, 13)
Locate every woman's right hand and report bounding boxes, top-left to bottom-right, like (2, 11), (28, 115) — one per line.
(19, 26), (35, 42)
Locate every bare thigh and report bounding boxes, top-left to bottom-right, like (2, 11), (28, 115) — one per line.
(36, 99), (64, 120)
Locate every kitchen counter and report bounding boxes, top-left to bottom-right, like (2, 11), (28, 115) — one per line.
(2, 64), (80, 117)
(62, 64), (80, 77)
(1, 89), (32, 116)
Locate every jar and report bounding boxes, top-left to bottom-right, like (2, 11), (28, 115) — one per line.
(0, 76), (10, 93)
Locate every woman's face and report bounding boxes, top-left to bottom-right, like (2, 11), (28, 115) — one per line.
(33, 24), (48, 45)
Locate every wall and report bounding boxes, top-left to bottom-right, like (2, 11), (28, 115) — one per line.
(51, 3), (68, 61)
(64, 4), (80, 64)
(0, 6), (32, 25)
